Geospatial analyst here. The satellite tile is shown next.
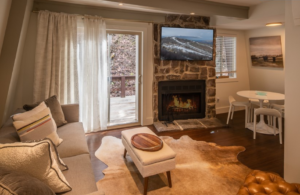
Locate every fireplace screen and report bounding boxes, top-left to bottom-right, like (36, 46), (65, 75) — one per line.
(158, 80), (206, 121)
(162, 93), (201, 116)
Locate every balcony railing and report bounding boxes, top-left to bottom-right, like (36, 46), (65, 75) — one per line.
(110, 75), (135, 98)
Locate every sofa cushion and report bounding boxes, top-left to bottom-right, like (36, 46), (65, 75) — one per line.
(0, 167), (55, 195)
(0, 124), (20, 144)
(45, 95), (67, 127)
(57, 122), (89, 158)
(61, 104), (79, 123)
(13, 107), (63, 146)
(0, 141), (72, 193)
(62, 154), (98, 195)
(26, 138), (68, 171)
(13, 102), (47, 121)
(23, 95), (67, 127)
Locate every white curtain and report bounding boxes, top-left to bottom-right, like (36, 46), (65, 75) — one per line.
(34, 11), (79, 104)
(34, 11), (108, 132)
(77, 16), (108, 132)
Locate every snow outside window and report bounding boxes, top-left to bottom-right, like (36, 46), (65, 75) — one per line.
(216, 36), (237, 78)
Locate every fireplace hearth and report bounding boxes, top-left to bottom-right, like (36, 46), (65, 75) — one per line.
(158, 80), (206, 121)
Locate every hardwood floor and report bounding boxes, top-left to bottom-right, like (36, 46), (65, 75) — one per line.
(86, 110), (284, 182)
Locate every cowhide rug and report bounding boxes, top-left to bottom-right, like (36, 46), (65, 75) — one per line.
(95, 135), (251, 195)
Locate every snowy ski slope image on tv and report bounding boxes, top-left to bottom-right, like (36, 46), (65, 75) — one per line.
(161, 27), (214, 61)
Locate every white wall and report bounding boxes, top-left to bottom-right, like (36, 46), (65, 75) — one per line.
(211, 0), (284, 30)
(0, 0), (12, 55)
(284, 0), (300, 182)
(14, 13), (37, 110)
(245, 26), (285, 94)
(0, 0), (34, 126)
(216, 29), (250, 114)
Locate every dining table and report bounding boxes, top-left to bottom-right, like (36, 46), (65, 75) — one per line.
(237, 90), (285, 135)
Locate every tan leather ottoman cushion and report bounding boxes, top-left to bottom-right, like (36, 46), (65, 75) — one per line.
(237, 170), (300, 195)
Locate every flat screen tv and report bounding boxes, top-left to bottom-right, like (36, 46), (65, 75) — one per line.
(160, 27), (214, 61)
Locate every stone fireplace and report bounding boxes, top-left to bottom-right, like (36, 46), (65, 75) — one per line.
(153, 15), (216, 122)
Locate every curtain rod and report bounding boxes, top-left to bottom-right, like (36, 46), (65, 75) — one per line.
(31, 10), (155, 24)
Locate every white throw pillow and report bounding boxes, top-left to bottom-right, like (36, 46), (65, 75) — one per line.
(26, 138), (68, 171)
(13, 102), (47, 121)
(0, 141), (72, 193)
(12, 107), (62, 146)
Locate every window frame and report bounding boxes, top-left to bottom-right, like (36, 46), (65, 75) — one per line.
(215, 33), (238, 83)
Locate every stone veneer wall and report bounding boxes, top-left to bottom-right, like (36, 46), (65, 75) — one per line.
(153, 15), (217, 122)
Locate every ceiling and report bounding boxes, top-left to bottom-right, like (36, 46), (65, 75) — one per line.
(39, 0), (284, 30)
(205, 0), (269, 7)
(210, 0), (284, 30)
(43, 0), (250, 17)
(46, 0), (269, 10)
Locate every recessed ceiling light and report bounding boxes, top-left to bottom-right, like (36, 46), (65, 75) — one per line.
(190, 13), (195, 15)
(119, 3), (123, 6)
(266, 22), (283, 27)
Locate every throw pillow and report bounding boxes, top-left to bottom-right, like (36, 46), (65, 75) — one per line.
(25, 138), (68, 171)
(13, 102), (47, 121)
(0, 141), (72, 193)
(23, 95), (67, 127)
(23, 102), (40, 111)
(0, 168), (55, 195)
(12, 107), (63, 146)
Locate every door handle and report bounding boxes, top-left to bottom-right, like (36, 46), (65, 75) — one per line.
(138, 75), (142, 84)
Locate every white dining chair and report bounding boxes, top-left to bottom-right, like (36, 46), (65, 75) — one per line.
(269, 104), (285, 126)
(272, 104), (285, 117)
(227, 96), (250, 126)
(253, 108), (282, 144)
(248, 99), (270, 123)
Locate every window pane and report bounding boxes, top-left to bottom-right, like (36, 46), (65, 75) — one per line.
(215, 36), (236, 78)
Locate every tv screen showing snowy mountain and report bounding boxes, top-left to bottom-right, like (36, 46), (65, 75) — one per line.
(161, 27), (214, 61)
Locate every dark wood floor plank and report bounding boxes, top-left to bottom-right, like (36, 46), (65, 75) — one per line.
(86, 110), (284, 182)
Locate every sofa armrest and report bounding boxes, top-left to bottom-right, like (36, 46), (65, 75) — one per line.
(61, 104), (79, 123)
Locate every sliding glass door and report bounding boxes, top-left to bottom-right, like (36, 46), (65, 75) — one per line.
(107, 31), (141, 127)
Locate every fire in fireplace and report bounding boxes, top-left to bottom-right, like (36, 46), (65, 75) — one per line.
(158, 80), (206, 121)
(163, 93), (200, 115)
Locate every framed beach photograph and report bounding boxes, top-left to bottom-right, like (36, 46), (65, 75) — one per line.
(249, 36), (284, 68)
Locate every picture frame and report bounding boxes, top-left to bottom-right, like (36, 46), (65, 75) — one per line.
(249, 36), (284, 68)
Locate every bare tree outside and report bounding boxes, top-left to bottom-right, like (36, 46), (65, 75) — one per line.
(109, 34), (136, 97)
(107, 33), (138, 126)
